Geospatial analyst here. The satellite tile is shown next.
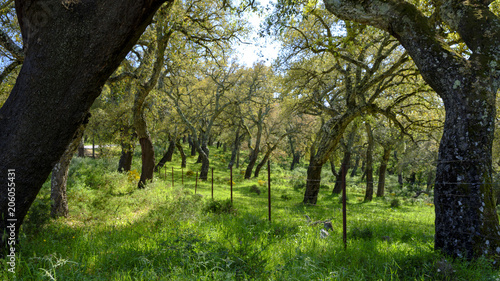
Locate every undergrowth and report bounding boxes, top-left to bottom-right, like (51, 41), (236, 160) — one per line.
(2, 145), (499, 280)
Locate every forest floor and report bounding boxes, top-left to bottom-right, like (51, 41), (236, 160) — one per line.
(2, 144), (500, 280)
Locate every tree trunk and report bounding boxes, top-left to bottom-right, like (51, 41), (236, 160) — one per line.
(118, 132), (136, 173)
(324, 0), (500, 259)
(197, 143), (210, 180)
(377, 146), (391, 197)
(290, 152), (301, 171)
(304, 113), (364, 203)
(155, 138), (175, 171)
(333, 148), (351, 194)
(254, 148), (271, 178)
(364, 122), (374, 202)
(426, 167), (434, 192)
(77, 136), (85, 157)
(303, 164), (323, 204)
(0, 0), (166, 255)
(350, 153), (360, 177)
(245, 122), (263, 179)
(175, 140), (187, 168)
(51, 123), (86, 218)
(118, 146), (134, 173)
(138, 136), (155, 188)
(229, 125), (242, 169)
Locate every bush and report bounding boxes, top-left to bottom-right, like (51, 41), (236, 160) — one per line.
(249, 185), (261, 195)
(290, 179), (306, 190)
(202, 199), (234, 215)
(390, 198), (401, 208)
(281, 194), (292, 201)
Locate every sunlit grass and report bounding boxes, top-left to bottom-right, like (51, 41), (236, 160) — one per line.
(2, 144), (499, 280)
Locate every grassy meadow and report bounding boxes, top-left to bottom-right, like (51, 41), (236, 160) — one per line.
(2, 144), (500, 280)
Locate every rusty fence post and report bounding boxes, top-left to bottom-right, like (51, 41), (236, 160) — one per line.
(195, 171), (198, 194)
(230, 166), (233, 204)
(342, 163), (347, 250)
(268, 160), (271, 222)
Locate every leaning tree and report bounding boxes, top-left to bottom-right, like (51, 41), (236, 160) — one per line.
(323, 0), (500, 261)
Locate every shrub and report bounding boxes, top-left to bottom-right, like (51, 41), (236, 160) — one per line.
(185, 170), (195, 177)
(281, 194), (292, 201)
(202, 199), (234, 215)
(390, 198), (401, 208)
(290, 179), (306, 190)
(249, 185), (261, 195)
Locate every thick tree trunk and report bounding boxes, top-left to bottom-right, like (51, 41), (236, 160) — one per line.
(376, 146), (391, 197)
(434, 91), (500, 259)
(138, 137), (155, 188)
(324, 0), (500, 259)
(0, 0), (166, 255)
(51, 123), (87, 218)
(364, 122), (374, 202)
(303, 164), (323, 204)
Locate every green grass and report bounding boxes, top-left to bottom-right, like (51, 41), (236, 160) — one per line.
(2, 145), (500, 280)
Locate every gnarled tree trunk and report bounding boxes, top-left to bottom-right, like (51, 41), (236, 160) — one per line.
(324, 0), (500, 259)
(0, 0), (168, 255)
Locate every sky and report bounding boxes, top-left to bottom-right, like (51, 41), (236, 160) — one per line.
(234, 0), (281, 67)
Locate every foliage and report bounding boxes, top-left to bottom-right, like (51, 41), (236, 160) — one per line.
(5, 145), (500, 281)
(202, 198), (235, 215)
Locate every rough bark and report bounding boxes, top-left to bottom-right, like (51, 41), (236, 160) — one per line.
(0, 0), (168, 255)
(138, 136), (155, 188)
(377, 146), (392, 197)
(324, 0), (500, 259)
(364, 122), (374, 202)
(51, 121), (87, 219)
